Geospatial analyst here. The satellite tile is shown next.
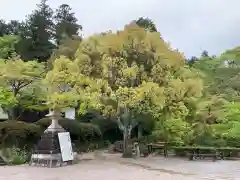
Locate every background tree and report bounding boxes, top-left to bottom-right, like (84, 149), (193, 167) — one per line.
(44, 56), (103, 115)
(0, 35), (20, 59)
(54, 4), (82, 45)
(201, 50), (209, 57)
(134, 17), (157, 32)
(221, 46), (240, 61)
(192, 47), (240, 102)
(0, 1), (83, 63)
(187, 56), (198, 67)
(48, 35), (82, 69)
(5, 20), (24, 36)
(0, 20), (8, 36)
(0, 57), (45, 119)
(19, 0), (55, 62)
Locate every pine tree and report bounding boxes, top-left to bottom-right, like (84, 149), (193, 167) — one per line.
(19, 0), (55, 62)
(54, 4), (82, 45)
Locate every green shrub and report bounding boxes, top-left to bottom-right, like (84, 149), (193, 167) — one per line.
(173, 147), (187, 157)
(36, 117), (102, 142)
(1, 147), (30, 165)
(0, 120), (41, 148)
(74, 140), (110, 153)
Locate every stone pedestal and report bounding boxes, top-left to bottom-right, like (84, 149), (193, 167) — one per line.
(30, 110), (74, 168)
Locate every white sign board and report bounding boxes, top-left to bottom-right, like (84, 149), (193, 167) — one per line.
(65, 108), (75, 120)
(58, 132), (74, 161)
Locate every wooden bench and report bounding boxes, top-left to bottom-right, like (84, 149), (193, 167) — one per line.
(147, 142), (168, 157)
(113, 141), (124, 153)
(217, 147), (240, 160)
(188, 150), (220, 161)
(173, 147), (221, 161)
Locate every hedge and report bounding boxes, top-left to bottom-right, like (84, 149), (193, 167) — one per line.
(35, 117), (102, 141)
(0, 118), (102, 149)
(0, 120), (41, 148)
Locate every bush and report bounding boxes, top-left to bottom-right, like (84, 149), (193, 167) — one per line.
(0, 120), (41, 148)
(222, 136), (240, 147)
(74, 140), (110, 153)
(35, 117), (102, 142)
(1, 147), (30, 165)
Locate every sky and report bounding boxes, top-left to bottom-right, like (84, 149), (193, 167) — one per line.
(0, 0), (239, 58)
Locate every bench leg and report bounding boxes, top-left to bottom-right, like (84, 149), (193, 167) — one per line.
(164, 149), (168, 157)
(189, 154), (194, 160)
(213, 155), (218, 161)
(148, 146), (152, 154)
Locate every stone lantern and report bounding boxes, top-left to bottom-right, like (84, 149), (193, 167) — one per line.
(30, 109), (73, 168)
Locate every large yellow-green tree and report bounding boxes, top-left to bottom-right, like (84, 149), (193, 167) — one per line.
(74, 24), (203, 147)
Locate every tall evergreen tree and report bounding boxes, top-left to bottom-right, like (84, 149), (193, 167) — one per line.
(201, 50), (209, 57)
(0, 20), (8, 36)
(54, 4), (82, 45)
(19, 0), (55, 62)
(6, 20), (24, 36)
(134, 17), (157, 32)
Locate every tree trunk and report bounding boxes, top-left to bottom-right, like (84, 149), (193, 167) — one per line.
(137, 124), (143, 140)
(7, 107), (18, 120)
(123, 130), (127, 152)
(9, 88), (18, 120)
(11, 107), (17, 120)
(122, 128), (133, 158)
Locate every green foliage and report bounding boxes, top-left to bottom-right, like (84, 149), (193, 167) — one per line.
(209, 102), (240, 147)
(73, 24), (203, 147)
(43, 56), (79, 111)
(0, 20), (24, 36)
(19, 0), (55, 61)
(36, 117), (102, 141)
(2, 5), (240, 150)
(0, 58), (45, 95)
(0, 58), (45, 119)
(0, 35), (19, 59)
(18, 82), (48, 111)
(0, 20), (9, 36)
(50, 35), (82, 63)
(80, 111), (118, 132)
(0, 87), (17, 107)
(134, 17), (157, 32)
(1, 147), (29, 165)
(43, 56), (103, 113)
(0, 1), (83, 63)
(0, 118), (102, 150)
(192, 53), (240, 101)
(0, 120), (41, 148)
(152, 118), (193, 146)
(221, 46), (240, 61)
(54, 4), (82, 45)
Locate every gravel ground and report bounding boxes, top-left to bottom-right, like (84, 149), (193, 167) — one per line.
(0, 152), (239, 180)
(0, 161), (198, 180)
